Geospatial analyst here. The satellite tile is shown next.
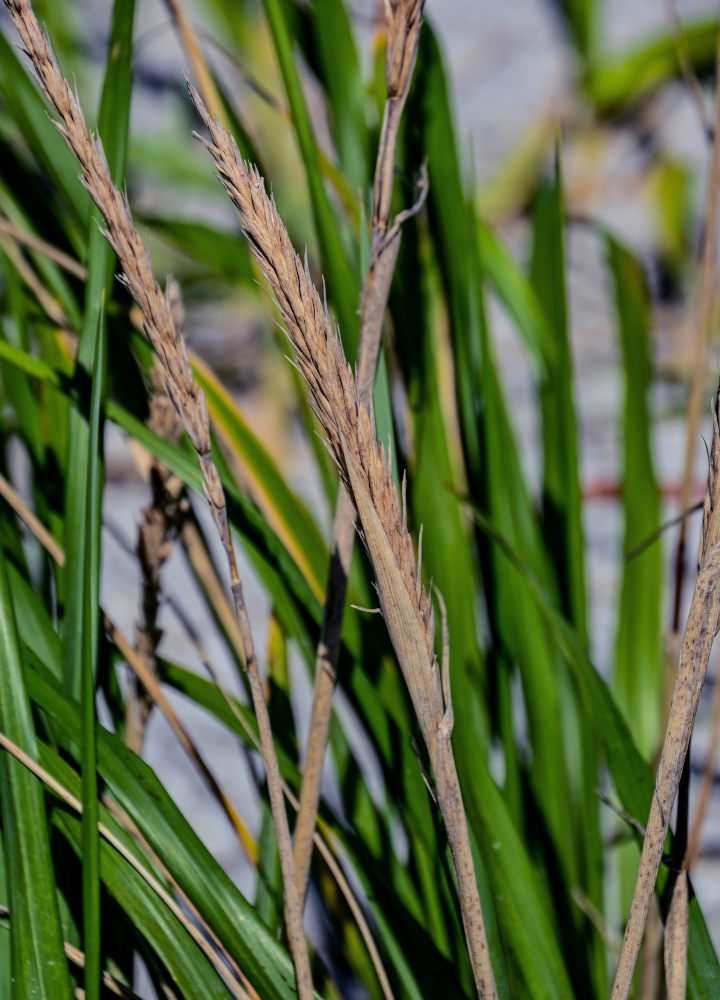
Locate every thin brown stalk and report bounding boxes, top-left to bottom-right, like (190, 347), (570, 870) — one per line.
(0, 470), (66, 565)
(163, 0), (226, 127)
(292, 0), (426, 906)
(128, 342), (187, 755)
(611, 389), (720, 999)
(3, 3), (313, 995)
(191, 629), (397, 1000)
(191, 88), (497, 999)
(107, 615), (259, 865)
(0, 230), (70, 329)
(686, 649), (720, 867)
(664, 0), (714, 142)
(664, 870), (689, 1000)
(100, 795), (256, 999)
(0, 215), (86, 278)
(670, 40), (720, 635)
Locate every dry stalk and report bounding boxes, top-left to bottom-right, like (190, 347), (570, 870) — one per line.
(191, 89), (497, 999)
(128, 310), (187, 755)
(611, 388), (720, 999)
(686, 648), (720, 867)
(670, 34), (720, 635)
(163, 0), (226, 127)
(0, 214), (87, 278)
(3, 3), (313, 996)
(292, 0), (426, 905)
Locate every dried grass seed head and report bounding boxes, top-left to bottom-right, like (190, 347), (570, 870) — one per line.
(190, 83), (439, 694)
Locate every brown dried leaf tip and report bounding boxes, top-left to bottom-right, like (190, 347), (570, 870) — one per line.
(385, 0), (425, 98)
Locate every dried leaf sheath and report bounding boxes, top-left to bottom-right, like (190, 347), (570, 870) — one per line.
(192, 89), (498, 999)
(612, 389), (720, 999)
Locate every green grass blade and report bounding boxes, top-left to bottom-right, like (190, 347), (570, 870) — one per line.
(530, 156), (587, 643)
(530, 157), (605, 994)
(260, 0), (359, 349)
(0, 548), (71, 998)
(80, 299), (106, 1000)
(61, 0), (136, 701)
(549, 0), (596, 61)
(608, 236), (663, 760)
(477, 216), (550, 378)
(55, 809), (235, 1000)
(297, 0), (367, 192)
(25, 739), (235, 1000)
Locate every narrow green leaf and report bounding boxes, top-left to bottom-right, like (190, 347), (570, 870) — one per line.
(0, 548), (71, 998)
(531, 159), (587, 643)
(62, 0), (136, 700)
(477, 216), (550, 378)
(260, 0), (359, 350)
(80, 297), (106, 1000)
(531, 156), (606, 995)
(608, 236), (663, 759)
(55, 810), (234, 1000)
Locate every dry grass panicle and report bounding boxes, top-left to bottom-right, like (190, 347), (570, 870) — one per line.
(4, 0), (212, 471)
(191, 86), (438, 679)
(5, 3), (314, 995)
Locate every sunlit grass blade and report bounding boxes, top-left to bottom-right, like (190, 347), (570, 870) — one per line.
(0, 547), (71, 997)
(260, 0), (359, 349)
(608, 236), (663, 760)
(61, 0), (136, 699)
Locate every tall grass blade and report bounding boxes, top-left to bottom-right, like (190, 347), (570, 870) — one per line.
(78, 297), (105, 1000)
(0, 547), (71, 997)
(260, 0), (359, 347)
(608, 236), (663, 759)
